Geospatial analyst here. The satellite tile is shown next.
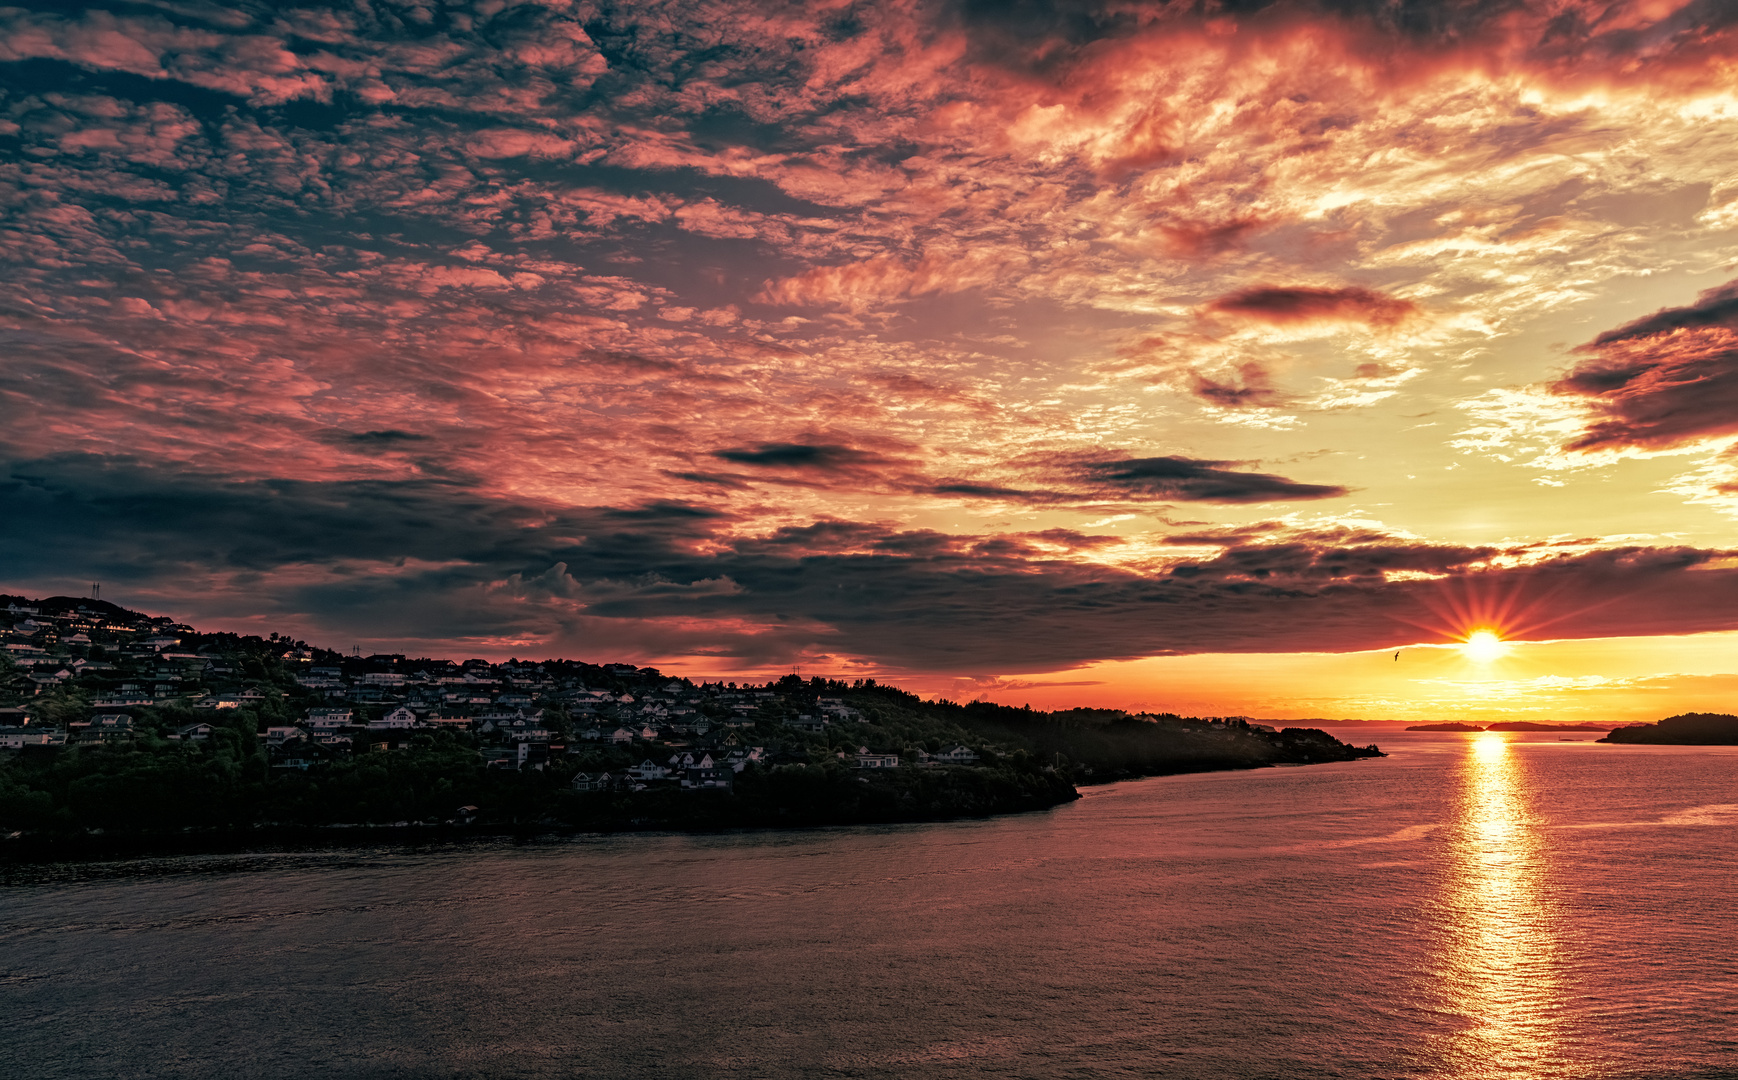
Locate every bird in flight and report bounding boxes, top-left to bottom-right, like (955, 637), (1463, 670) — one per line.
(1393, 651), (1400, 661)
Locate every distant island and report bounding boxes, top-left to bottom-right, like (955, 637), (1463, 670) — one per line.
(1406, 721), (1616, 732)
(0, 595), (1384, 857)
(1599, 713), (1738, 744)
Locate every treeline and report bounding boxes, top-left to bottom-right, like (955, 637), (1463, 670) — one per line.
(0, 726), (1076, 837)
(838, 681), (1379, 782)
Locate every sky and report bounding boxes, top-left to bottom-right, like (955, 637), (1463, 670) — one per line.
(5, 0), (1738, 722)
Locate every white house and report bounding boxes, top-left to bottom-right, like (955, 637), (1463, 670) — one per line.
(305, 708), (354, 728)
(369, 706), (418, 729)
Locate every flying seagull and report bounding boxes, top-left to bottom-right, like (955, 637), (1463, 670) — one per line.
(1393, 651), (1400, 661)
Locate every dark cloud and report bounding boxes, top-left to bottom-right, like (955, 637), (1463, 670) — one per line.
(1167, 540), (1493, 580)
(1207, 285), (1419, 327)
(335, 430), (429, 447)
(1075, 456), (1348, 502)
(1189, 362), (1289, 408)
(8, 456), (1731, 672)
(1550, 278), (1738, 451)
(950, 0), (1738, 71)
(1583, 280), (1738, 343)
(664, 470), (752, 489)
(712, 442), (882, 469)
(928, 452), (1346, 505)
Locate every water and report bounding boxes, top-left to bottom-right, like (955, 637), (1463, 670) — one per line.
(4, 731), (1738, 1079)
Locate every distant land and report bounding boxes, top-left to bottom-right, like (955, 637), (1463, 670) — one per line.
(1600, 714), (1738, 745)
(0, 594), (1384, 857)
(1268, 718), (1412, 727)
(1407, 722), (1619, 732)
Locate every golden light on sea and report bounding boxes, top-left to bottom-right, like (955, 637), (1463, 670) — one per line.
(1441, 732), (1563, 1072)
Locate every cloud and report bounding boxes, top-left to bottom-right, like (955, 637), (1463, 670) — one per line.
(1187, 362), (1291, 409)
(1549, 278), (1738, 452)
(5, 0), (1738, 677)
(1206, 285), (1420, 328)
(712, 442), (885, 470)
(331, 429), (431, 449)
(1073, 456), (1348, 503)
(5, 456), (1737, 672)
(926, 452), (1346, 506)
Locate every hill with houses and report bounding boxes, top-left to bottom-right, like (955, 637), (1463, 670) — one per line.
(0, 594), (1382, 852)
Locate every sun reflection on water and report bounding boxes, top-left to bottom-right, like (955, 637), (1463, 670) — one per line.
(1439, 734), (1563, 1076)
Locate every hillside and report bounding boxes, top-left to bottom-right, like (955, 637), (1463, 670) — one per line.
(1599, 713), (1738, 745)
(0, 595), (1382, 851)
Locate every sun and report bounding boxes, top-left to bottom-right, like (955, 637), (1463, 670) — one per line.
(1461, 629), (1508, 662)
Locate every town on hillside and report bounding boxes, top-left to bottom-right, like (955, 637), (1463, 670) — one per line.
(0, 594), (1380, 841)
(0, 595), (998, 789)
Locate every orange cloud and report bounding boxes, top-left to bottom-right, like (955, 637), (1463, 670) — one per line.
(1550, 279), (1738, 452)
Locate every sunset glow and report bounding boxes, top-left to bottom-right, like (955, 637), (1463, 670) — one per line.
(4, 1), (1738, 721)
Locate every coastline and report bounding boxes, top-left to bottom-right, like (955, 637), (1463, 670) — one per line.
(0, 595), (1381, 865)
(0, 751), (1388, 868)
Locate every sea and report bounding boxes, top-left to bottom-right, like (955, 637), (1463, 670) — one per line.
(4, 730), (1737, 1080)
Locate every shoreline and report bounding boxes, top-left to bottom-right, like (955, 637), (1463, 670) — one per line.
(0, 754), (1384, 868)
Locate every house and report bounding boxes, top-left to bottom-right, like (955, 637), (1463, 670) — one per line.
(263, 725), (309, 746)
(369, 706), (418, 729)
(305, 708), (354, 728)
(855, 748), (899, 769)
(172, 722), (214, 742)
(272, 742), (335, 770)
(609, 727), (635, 744)
(937, 745), (980, 764)
(0, 727), (62, 749)
(571, 772), (615, 792)
(789, 714), (828, 731)
(92, 692), (153, 709)
(721, 748), (764, 773)
(77, 714), (135, 744)
(519, 742), (549, 771)
(682, 766), (733, 791)
(627, 759), (670, 782)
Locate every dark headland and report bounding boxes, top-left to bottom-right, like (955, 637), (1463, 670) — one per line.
(1599, 713), (1738, 744)
(0, 595), (1384, 859)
